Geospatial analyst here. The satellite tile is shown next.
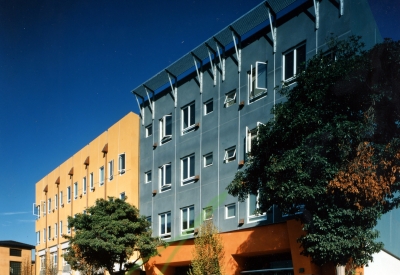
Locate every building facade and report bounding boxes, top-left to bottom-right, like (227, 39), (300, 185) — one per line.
(34, 112), (140, 275)
(132, 1), (381, 274)
(0, 240), (35, 275)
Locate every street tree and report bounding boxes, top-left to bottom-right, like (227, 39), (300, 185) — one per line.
(63, 197), (167, 275)
(227, 37), (400, 268)
(188, 220), (225, 275)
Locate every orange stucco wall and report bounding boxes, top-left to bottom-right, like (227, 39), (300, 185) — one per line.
(145, 221), (322, 275)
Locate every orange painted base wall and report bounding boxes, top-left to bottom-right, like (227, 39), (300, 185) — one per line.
(145, 220), (327, 275)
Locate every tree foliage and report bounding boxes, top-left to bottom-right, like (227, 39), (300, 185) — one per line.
(227, 37), (400, 267)
(63, 197), (166, 275)
(188, 220), (225, 275)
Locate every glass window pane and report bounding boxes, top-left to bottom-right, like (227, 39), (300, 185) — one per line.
(189, 207), (194, 228)
(183, 158), (188, 179)
(249, 194), (257, 215)
(227, 204), (236, 217)
(167, 213), (171, 233)
(182, 208), (188, 229)
(297, 44), (306, 72)
(165, 115), (172, 136)
(166, 164), (171, 184)
(285, 51), (294, 79)
(189, 155), (195, 177)
(256, 62), (267, 90)
(190, 105), (195, 126)
(183, 107), (189, 128)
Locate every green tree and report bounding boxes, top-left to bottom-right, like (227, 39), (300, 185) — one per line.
(227, 37), (400, 268)
(63, 197), (167, 275)
(188, 220), (225, 275)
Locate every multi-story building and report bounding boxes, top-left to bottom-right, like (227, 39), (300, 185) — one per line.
(0, 240), (35, 275)
(34, 112), (140, 275)
(132, 1), (383, 274)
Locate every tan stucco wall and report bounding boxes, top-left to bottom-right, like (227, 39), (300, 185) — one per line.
(0, 246), (33, 275)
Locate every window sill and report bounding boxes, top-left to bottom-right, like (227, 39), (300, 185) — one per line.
(249, 90), (267, 103)
(161, 184), (172, 192)
(182, 177), (196, 185)
(182, 125), (196, 135)
(161, 136), (172, 144)
(181, 229), (194, 235)
(248, 214), (267, 223)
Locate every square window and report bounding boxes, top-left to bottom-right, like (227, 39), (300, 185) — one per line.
(90, 172), (94, 191)
(160, 115), (172, 143)
(73, 182), (78, 199)
(204, 99), (213, 115)
(109, 160), (114, 180)
(99, 166), (105, 186)
(160, 163), (172, 191)
(283, 44), (306, 81)
(145, 171), (152, 183)
(204, 153), (213, 167)
(203, 206), (213, 220)
(159, 212), (171, 239)
(182, 103), (195, 134)
(83, 177), (87, 194)
(224, 89), (236, 107)
(118, 153), (126, 174)
(181, 154), (195, 184)
(224, 146), (236, 163)
(181, 206), (195, 234)
(226, 204), (236, 219)
(146, 124), (153, 137)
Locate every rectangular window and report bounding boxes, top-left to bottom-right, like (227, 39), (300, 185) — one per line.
(10, 262), (21, 275)
(120, 192), (125, 200)
(74, 182), (78, 199)
(159, 212), (171, 239)
(60, 191), (63, 206)
(99, 166), (104, 186)
(83, 177), (87, 194)
(37, 205), (40, 218)
(181, 206), (195, 234)
(182, 103), (195, 134)
(203, 206), (213, 220)
(48, 225), (51, 240)
(160, 163), (172, 191)
(55, 194), (58, 209)
(60, 221), (63, 235)
(43, 228), (46, 243)
(181, 154), (195, 184)
(146, 124), (153, 137)
(160, 115), (172, 143)
(67, 222), (71, 234)
(67, 187), (71, 203)
(146, 216), (152, 230)
(145, 171), (152, 183)
(204, 99), (213, 115)
(54, 223), (58, 238)
(118, 153), (126, 174)
(246, 122), (264, 154)
(226, 204), (236, 219)
(249, 62), (267, 100)
(51, 252), (58, 267)
(108, 160), (114, 180)
(90, 172), (94, 191)
(43, 201), (46, 216)
(248, 192), (266, 222)
(203, 152), (213, 167)
(36, 231), (40, 244)
(40, 255), (46, 270)
(224, 146), (236, 163)
(10, 248), (22, 256)
(224, 89), (236, 107)
(283, 44), (306, 81)
(48, 198), (51, 213)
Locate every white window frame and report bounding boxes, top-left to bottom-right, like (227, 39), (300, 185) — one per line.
(40, 255), (46, 270)
(224, 146), (236, 163)
(246, 122), (265, 154)
(146, 124), (153, 137)
(67, 187), (71, 203)
(204, 99), (213, 115)
(43, 201), (46, 216)
(224, 89), (236, 107)
(120, 192), (125, 200)
(99, 166), (104, 186)
(159, 163), (172, 191)
(51, 252), (58, 267)
(83, 177), (87, 194)
(48, 198), (51, 213)
(181, 154), (195, 185)
(90, 172), (94, 191)
(43, 228), (46, 243)
(248, 62), (268, 101)
(60, 191), (63, 207)
(54, 223), (58, 238)
(145, 171), (152, 183)
(182, 103), (196, 134)
(67, 221), (71, 234)
(73, 182), (78, 200)
(225, 203), (236, 219)
(181, 205), (195, 235)
(160, 114), (172, 143)
(248, 192), (267, 223)
(283, 43), (306, 82)
(159, 212), (171, 239)
(37, 205), (40, 218)
(108, 160), (114, 180)
(55, 194), (58, 210)
(118, 153), (126, 175)
(48, 225), (51, 240)
(60, 221), (63, 235)
(36, 231), (40, 244)
(203, 152), (213, 167)
(203, 206), (213, 221)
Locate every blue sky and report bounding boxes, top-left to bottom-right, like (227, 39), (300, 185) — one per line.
(0, 0), (399, 248)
